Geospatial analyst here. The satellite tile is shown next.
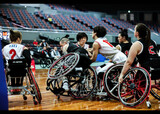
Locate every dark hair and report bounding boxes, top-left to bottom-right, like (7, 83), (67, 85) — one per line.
(76, 32), (88, 41)
(64, 34), (70, 38)
(119, 29), (128, 40)
(93, 26), (107, 37)
(10, 29), (22, 42)
(135, 23), (151, 46)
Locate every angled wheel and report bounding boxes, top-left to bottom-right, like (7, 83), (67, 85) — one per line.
(48, 53), (80, 79)
(104, 63), (123, 100)
(68, 66), (97, 99)
(28, 68), (42, 104)
(118, 67), (151, 107)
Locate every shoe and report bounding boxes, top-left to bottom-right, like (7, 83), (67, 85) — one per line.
(62, 81), (69, 91)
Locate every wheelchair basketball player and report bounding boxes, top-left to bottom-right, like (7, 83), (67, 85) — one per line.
(2, 29), (31, 93)
(59, 36), (92, 91)
(90, 26), (127, 78)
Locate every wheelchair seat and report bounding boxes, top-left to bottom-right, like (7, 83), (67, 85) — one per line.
(6, 59), (27, 87)
(7, 59), (27, 77)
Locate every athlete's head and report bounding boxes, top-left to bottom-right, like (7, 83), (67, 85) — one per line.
(59, 37), (69, 47)
(92, 26), (107, 39)
(118, 29), (128, 43)
(134, 23), (151, 46)
(76, 32), (88, 46)
(10, 29), (22, 44)
(76, 32), (88, 41)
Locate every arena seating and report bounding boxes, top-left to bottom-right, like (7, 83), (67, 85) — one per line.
(0, 6), (160, 34)
(48, 4), (79, 12)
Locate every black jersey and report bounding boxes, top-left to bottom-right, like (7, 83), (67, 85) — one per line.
(137, 39), (158, 70)
(148, 40), (159, 57)
(67, 43), (92, 68)
(118, 42), (132, 56)
(67, 43), (89, 56)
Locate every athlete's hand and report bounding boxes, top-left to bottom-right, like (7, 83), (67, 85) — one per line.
(118, 74), (124, 84)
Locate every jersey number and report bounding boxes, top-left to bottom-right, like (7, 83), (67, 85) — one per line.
(9, 49), (16, 59)
(148, 45), (156, 54)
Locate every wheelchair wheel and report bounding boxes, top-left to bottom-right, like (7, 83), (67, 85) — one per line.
(48, 53), (80, 79)
(118, 67), (151, 107)
(68, 66), (97, 99)
(150, 79), (160, 100)
(28, 68), (42, 104)
(104, 63), (123, 100)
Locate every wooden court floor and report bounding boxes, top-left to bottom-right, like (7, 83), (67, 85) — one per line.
(8, 69), (160, 110)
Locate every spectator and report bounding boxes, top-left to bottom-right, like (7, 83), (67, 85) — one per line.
(51, 46), (61, 60)
(41, 46), (49, 58)
(39, 39), (49, 48)
(33, 39), (38, 47)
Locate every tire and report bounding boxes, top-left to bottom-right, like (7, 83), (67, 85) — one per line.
(118, 67), (151, 107)
(48, 53), (80, 79)
(104, 64), (123, 100)
(28, 68), (42, 104)
(150, 79), (160, 100)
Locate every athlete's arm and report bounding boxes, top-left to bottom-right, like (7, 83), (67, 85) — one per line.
(90, 42), (100, 62)
(119, 41), (142, 83)
(22, 47), (31, 67)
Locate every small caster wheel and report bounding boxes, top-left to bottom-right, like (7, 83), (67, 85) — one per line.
(23, 95), (27, 100)
(146, 101), (151, 108)
(46, 86), (50, 91)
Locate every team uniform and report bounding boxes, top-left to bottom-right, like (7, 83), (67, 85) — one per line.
(2, 43), (25, 64)
(136, 39), (159, 70)
(62, 43), (92, 68)
(95, 37), (127, 74)
(75, 42), (89, 49)
(117, 42), (132, 56)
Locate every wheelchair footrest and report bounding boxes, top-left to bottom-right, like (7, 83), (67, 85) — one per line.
(51, 87), (65, 95)
(75, 67), (83, 72)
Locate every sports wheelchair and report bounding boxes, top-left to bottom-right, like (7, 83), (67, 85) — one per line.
(46, 53), (97, 100)
(92, 63), (124, 100)
(6, 59), (42, 105)
(118, 57), (160, 108)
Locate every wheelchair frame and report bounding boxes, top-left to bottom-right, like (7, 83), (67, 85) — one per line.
(6, 59), (42, 105)
(46, 53), (97, 100)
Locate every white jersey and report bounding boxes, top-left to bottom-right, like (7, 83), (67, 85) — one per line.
(2, 43), (25, 61)
(95, 37), (119, 59)
(95, 37), (127, 74)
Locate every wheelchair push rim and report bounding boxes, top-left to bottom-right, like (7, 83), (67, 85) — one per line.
(28, 68), (42, 104)
(118, 67), (151, 107)
(48, 53), (80, 79)
(104, 63), (124, 100)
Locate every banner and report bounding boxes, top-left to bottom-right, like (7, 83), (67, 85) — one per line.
(0, 41), (8, 110)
